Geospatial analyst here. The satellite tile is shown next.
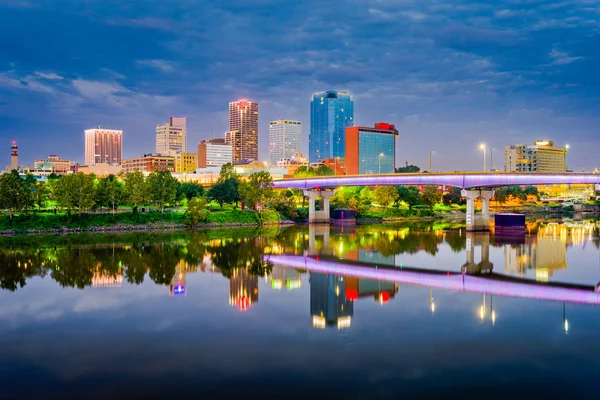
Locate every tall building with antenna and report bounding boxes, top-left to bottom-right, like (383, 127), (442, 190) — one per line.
(11, 141), (18, 171)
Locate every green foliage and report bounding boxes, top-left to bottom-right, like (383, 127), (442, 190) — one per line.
(443, 187), (464, 205)
(94, 175), (126, 212)
(177, 182), (205, 201)
(395, 165), (420, 173)
(0, 172), (32, 218)
(268, 191), (299, 220)
(218, 163), (239, 182)
(186, 197), (210, 227)
(397, 185), (422, 209)
(31, 182), (49, 209)
(421, 185), (441, 209)
(492, 187), (508, 205)
(238, 171), (274, 208)
(208, 178), (240, 208)
(123, 171), (149, 208)
(293, 165), (335, 178)
(52, 173), (95, 214)
(373, 186), (399, 209)
(146, 170), (177, 213)
(316, 164), (335, 176)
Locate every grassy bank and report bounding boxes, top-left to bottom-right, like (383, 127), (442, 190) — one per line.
(0, 209), (281, 233)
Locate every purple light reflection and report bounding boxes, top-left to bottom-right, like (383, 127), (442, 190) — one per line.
(266, 255), (600, 305)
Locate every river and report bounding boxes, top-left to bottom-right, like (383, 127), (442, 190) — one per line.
(1, 221), (599, 399)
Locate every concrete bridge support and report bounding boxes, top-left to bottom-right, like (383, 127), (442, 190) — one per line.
(461, 232), (494, 274)
(462, 189), (495, 232)
(306, 225), (332, 256)
(304, 190), (335, 224)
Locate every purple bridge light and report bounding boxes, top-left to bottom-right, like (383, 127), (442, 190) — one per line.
(273, 172), (600, 190)
(266, 255), (600, 306)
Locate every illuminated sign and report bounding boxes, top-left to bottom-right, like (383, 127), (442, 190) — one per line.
(173, 284), (185, 296)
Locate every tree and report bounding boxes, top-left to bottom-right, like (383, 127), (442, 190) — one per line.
(95, 175), (125, 213)
(186, 197), (209, 227)
(293, 165), (315, 178)
(239, 171), (274, 209)
(396, 165), (421, 173)
(443, 187), (464, 205)
(218, 163), (238, 182)
(177, 182), (205, 201)
(373, 186), (399, 209)
(493, 187), (508, 205)
(523, 185), (539, 200)
(124, 171), (149, 209)
(0, 172), (31, 219)
(315, 165), (335, 176)
(397, 185), (422, 209)
(146, 170), (177, 213)
(269, 191), (299, 220)
(208, 178), (239, 208)
(31, 182), (49, 209)
(422, 185), (442, 209)
(53, 173), (95, 214)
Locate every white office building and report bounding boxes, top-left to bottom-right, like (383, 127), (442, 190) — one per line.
(156, 116), (187, 156)
(269, 120), (302, 166)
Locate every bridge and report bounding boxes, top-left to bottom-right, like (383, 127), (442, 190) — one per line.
(274, 172), (600, 230)
(266, 254), (600, 306)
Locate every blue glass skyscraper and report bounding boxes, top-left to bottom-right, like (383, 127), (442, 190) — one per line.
(309, 90), (354, 162)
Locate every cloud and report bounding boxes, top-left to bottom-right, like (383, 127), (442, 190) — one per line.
(137, 59), (175, 73)
(549, 49), (583, 65)
(35, 72), (63, 80)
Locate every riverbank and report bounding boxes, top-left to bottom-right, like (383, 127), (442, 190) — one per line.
(0, 210), (292, 236)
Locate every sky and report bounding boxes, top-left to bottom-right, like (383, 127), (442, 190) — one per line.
(0, 0), (599, 172)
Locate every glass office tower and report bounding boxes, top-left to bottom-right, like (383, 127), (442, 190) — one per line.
(309, 90), (354, 162)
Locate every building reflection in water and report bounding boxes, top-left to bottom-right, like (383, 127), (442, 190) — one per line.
(310, 273), (353, 329)
(92, 268), (123, 287)
(169, 260), (198, 296)
(230, 268), (258, 311)
(502, 222), (595, 281)
(270, 265), (302, 291)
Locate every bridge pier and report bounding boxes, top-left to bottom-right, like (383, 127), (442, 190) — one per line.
(461, 232), (494, 274)
(462, 189), (495, 232)
(304, 190), (335, 224)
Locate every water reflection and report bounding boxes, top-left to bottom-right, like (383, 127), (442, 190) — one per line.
(0, 221), (598, 326)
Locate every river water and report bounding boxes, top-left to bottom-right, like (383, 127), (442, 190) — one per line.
(1, 221), (600, 399)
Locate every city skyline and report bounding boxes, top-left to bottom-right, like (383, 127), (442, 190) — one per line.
(0, 1), (598, 171)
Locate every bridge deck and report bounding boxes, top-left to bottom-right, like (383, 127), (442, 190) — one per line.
(273, 172), (600, 190)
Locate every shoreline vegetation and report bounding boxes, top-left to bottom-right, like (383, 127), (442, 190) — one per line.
(0, 163), (597, 236)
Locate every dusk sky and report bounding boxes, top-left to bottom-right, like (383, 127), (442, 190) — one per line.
(0, 0), (598, 171)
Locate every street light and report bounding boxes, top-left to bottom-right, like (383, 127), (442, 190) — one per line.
(378, 153), (384, 174)
(430, 150), (435, 172)
(479, 143), (487, 172)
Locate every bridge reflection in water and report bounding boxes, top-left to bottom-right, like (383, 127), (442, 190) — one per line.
(266, 222), (599, 331)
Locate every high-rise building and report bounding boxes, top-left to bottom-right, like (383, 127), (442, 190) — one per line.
(197, 139), (233, 168)
(504, 141), (568, 173)
(10, 141), (18, 170)
(345, 123), (398, 175)
(174, 152), (198, 173)
(84, 127), (123, 166)
(227, 100), (258, 163)
(310, 273), (353, 329)
(309, 90), (354, 162)
(269, 120), (302, 166)
(156, 117), (187, 156)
